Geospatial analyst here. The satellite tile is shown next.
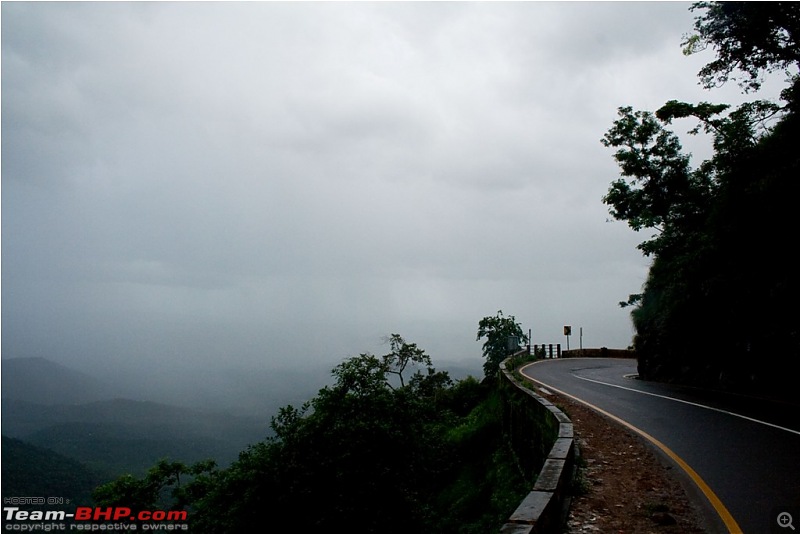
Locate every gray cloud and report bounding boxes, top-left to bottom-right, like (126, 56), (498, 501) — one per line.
(3, 2), (765, 404)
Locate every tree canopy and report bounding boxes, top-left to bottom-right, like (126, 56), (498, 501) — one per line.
(604, 2), (800, 394)
(91, 335), (532, 533)
(682, 2), (800, 98)
(476, 311), (527, 377)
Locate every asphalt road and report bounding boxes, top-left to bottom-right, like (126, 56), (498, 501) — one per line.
(520, 357), (800, 534)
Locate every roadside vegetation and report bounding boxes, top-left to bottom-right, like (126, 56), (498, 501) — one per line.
(37, 3), (799, 528)
(602, 2), (799, 397)
(92, 325), (542, 533)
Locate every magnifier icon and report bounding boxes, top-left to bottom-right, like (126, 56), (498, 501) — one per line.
(778, 512), (796, 530)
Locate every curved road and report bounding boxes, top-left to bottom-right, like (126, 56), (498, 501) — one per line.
(520, 358), (800, 534)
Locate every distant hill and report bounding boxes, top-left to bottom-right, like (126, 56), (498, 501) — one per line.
(1, 357), (272, 477)
(2, 357), (117, 405)
(1, 436), (105, 503)
(2, 397), (269, 476)
(1, 355), (480, 480)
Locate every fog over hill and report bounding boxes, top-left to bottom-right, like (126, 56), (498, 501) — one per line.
(9, 3), (775, 464)
(6, 2), (732, 398)
(1, 355), (484, 478)
(1, 357), (280, 476)
(2, 354), (483, 415)
(2, 357), (118, 405)
(1, 355), (329, 416)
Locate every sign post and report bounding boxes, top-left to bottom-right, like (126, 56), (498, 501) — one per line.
(564, 325), (571, 351)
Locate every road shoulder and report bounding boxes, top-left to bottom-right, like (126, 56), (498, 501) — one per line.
(545, 389), (719, 533)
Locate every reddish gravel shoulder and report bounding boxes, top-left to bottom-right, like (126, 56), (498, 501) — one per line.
(546, 391), (713, 534)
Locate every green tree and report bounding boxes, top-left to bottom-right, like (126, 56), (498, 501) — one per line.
(91, 334), (538, 533)
(682, 2), (800, 98)
(382, 333), (432, 388)
(604, 2), (800, 392)
(92, 458), (218, 512)
(601, 98), (780, 267)
(476, 311), (527, 378)
(183, 338), (464, 532)
(600, 106), (709, 260)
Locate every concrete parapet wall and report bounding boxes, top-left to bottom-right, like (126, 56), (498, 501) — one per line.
(562, 348), (635, 359)
(499, 357), (575, 534)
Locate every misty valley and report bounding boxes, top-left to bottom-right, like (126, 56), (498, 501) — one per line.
(1, 354), (485, 505)
(0, 357), (317, 501)
(1, 330), (528, 532)
(4, 1), (800, 532)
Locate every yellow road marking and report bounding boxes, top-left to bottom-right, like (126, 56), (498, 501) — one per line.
(520, 361), (743, 534)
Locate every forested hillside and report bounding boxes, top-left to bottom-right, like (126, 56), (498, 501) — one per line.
(2, 436), (104, 504)
(602, 2), (799, 396)
(92, 332), (536, 533)
(2, 358), (269, 487)
(3, 397), (267, 476)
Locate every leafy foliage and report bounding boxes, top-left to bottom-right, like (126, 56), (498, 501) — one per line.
(682, 2), (800, 96)
(93, 459), (217, 513)
(476, 311), (528, 377)
(601, 106), (708, 257)
(382, 333), (432, 388)
(92, 336), (535, 533)
(605, 2), (800, 394)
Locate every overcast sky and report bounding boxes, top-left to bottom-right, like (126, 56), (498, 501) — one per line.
(1, 2), (773, 400)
